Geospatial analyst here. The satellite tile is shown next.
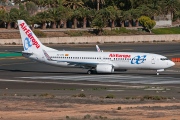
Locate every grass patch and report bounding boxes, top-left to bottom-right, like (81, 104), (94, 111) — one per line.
(65, 115), (123, 120)
(125, 95), (170, 100)
(0, 52), (22, 58)
(102, 27), (146, 35)
(72, 93), (86, 97)
(152, 27), (180, 34)
(39, 93), (55, 98)
(65, 30), (95, 36)
(65, 31), (83, 36)
(105, 94), (115, 99)
(33, 29), (47, 37)
(64, 28), (148, 37)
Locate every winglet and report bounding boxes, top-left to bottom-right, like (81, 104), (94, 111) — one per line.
(96, 45), (103, 52)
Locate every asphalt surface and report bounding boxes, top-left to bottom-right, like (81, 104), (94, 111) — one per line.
(0, 43), (180, 99)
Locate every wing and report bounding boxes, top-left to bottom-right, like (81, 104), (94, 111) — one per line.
(57, 60), (99, 68)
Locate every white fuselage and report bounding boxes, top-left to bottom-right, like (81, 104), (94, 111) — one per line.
(23, 51), (175, 70)
(18, 20), (175, 74)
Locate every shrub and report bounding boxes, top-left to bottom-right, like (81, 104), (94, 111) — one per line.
(143, 95), (167, 100)
(105, 94), (115, 99)
(77, 93), (86, 97)
(33, 29), (47, 37)
(125, 97), (130, 99)
(65, 31), (83, 36)
(12, 42), (16, 45)
(117, 107), (121, 110)
(39, 93), (55, 98)
(84, 114), (91, 119)
(72, 93), (86, 97)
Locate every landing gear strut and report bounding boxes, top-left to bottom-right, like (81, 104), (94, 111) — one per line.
(87, 70), (92, 74)
(87, 70), (97, 74)
(156, 69), (164, 75)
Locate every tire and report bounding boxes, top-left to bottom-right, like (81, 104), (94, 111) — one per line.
(87, 70), (92, 74)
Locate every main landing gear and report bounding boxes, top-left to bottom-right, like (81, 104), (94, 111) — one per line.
(156, 72), (160, 75)
(87, 70), (97, 74)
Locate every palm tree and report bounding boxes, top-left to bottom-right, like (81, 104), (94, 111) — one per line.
(28, 15), (37, 30)
(106, 6), (119, 28)
(123, 10), (133, 27)
(32, 0), (46, 12)
(25, 1), (38, 15)
(164, 0), (179, 20)
(91, 0), (105, 10)
(78, 7), (89, 28)
(0, 10), (6, 28)
(13, 0), (22, 5)
(36, 11), (52, 29)
(131, 8), (141, 27)
(48, 8), (59, 29)
(55, 6), (72, 28)
(71, 8), (82, 28)
(10, 7), (29, 28)
(0, 11), (12, 29)
(63, 0), (84, 10)
(63, 0), (84, 28)
(92, 8), (109, 35)
(55, 0), (65, 7)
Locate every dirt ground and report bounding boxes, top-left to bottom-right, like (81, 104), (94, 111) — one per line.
(0, 97), (180, 120)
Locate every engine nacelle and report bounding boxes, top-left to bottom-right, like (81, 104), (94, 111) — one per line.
(96, 64), (114, 73)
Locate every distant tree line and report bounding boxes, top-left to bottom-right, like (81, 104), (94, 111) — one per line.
(0, 0), (180, 32)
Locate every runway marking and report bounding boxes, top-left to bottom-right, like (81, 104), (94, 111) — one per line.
(0, 79), (143, 88)
(19, 75), (180, 85)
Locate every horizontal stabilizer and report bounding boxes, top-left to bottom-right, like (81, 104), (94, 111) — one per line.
(5, 50), (33, 55)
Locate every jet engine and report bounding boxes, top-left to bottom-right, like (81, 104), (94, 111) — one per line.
(96, 64), (114, 73)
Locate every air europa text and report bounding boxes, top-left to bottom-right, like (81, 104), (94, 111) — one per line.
(109, 54), (131, 58)
(20, 22), (40, 49)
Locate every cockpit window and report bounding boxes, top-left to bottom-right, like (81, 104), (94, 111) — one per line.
(160, 58), (168, 61)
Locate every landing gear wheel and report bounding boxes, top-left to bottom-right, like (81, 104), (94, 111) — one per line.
(87, 70), (92, 74)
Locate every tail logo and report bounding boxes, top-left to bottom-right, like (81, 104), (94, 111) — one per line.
(24, 37), (32, 50)
(20, 22), (40, 49)
(43, 50), (53, 61)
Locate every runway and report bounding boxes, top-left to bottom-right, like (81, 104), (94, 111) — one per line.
(16, 73), (180, 84)
(0, 43), (180, 85)
(0, 43), (180, 98)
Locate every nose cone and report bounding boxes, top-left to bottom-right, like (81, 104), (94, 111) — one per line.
(168, 60), (175, 67)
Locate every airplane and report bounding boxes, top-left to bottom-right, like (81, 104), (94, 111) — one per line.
(17, 20), (175, 75)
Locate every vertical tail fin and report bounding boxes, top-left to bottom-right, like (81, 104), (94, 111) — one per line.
(18, 20), (43, 52)
(18, 20), (58, 52)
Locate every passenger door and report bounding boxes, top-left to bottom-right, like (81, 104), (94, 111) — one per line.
(151, 56), (155, 64)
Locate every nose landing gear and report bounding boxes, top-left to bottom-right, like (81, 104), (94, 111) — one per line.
(156, 69), (164, 75)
